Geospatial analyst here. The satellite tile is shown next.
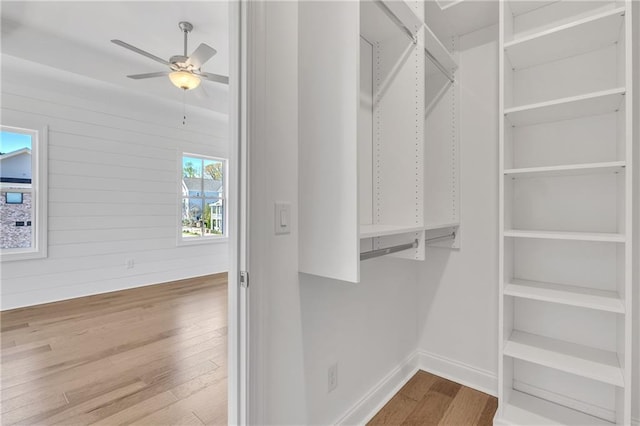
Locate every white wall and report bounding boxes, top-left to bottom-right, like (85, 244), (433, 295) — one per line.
(0, 55), (229, 310)
(248, 3), (419, 424)
(416, 25), (499, 394)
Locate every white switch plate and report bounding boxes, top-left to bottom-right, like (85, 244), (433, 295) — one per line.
(275, 202), (291, 235)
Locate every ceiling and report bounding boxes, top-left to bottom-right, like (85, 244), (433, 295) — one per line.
(0, 1), (229, 115)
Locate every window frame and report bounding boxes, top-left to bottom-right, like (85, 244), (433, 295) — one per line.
(177, 152), (228, 246)
(0, 124), (48, 261)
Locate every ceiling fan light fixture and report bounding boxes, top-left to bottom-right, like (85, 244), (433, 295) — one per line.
(169, 70), (201, 90)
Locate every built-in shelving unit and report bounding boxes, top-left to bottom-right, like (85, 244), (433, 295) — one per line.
(497, 1), (634, 424)
(299, 0), (459, 282)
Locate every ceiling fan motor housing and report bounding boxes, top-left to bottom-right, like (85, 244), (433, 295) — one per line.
(169, 55), (195, 71)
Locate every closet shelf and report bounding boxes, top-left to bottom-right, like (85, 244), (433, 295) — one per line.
(424, 222), (459, 231)
(504, 87), (625, 127)
(360, 224), (424, 239)
(497, 390), (613, 425)
(504, 230), (626, 243)
(503, 330), (624, 387)
(504, 279), (625, 314)
(504, 161), (625, 178)
(377, 0), (423, 40)
(423, 22), (457, 80)
(506, 1), (557, 17)
(504, 7), (625, 70)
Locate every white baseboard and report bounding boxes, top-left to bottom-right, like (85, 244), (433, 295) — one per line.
(334, 352), (420, 425)
(334, 350), (498, 425)
(633, 417), (639, 426)
(415, 349), (498, 397)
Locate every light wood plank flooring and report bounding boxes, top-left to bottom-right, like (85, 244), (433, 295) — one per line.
(0, 273), (227, 425)
(368, 370), (497, 426)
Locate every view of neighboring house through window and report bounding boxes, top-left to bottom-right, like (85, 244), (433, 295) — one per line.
(0, 125), (46, 260)
(181, 154), (226, 241)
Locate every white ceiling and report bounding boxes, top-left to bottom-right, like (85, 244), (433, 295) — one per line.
(1, 1), (229, 114)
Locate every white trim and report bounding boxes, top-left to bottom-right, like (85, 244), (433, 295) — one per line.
(415, 350), (498, 397)
(176, 152), (228, 245)
(335, 352), (420, 426)
(333, 350), (498, 426)
(0, 124), (48, 262)
(632, 417), (640, 426)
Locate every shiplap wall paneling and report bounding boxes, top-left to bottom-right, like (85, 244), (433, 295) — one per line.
(497, 1), (634, 424)
(0, 56), (228, 309)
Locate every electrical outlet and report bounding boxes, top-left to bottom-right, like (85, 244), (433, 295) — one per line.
(126, 258), (134, 269)
(328, 363), (338, 393)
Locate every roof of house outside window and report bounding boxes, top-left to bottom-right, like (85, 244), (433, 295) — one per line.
(182, 177), (223, 195)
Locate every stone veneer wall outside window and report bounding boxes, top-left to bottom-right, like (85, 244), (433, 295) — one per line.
(0, 192), (32, 249)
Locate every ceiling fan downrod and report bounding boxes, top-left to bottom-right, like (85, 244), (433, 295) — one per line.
(178, 21), (193, 57)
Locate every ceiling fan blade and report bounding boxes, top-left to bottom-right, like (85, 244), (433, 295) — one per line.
(127, 71), (170, 80)
(197, 72), (229, 85)
(186, 43), (217, 68)
(111, 39), (170, 66)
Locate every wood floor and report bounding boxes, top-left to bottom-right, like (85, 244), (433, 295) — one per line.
(0, 273), (227, 425)
(368, 370), (497, 426)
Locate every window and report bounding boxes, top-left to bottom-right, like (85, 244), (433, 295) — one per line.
(179, 154), (227, 243)
(5, 192), (23, 204)
(0, 125), (48, 261)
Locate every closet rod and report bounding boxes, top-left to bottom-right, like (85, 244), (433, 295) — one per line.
(424, 47), (455, 84)
(426, 231), (456, 244)
(360, 239), (419, 261)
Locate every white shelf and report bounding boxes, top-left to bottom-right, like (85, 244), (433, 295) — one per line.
(505, 7), (625, 70)
(504, 230), (626, 243)
(507, 1), (558, 18)
(504, 330), (624, 387)
(504, 279), (625, 314)
(424, 222), (459, 231)
(379, 0), (423, 39)
(424, 0), (498, 41)
(423, 22), (458, 76)
(497, 390), (613, 425)
(504, 161), (626, 178)
(359, 224), (424, 239)
(504, 87), (626, 127)
(361, 0), (422, 45)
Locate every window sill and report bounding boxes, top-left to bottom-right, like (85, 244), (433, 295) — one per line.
(1, 249), (47, 262)
(177, 236), (229, 247)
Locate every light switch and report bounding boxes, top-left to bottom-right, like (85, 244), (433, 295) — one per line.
(275, 202), (291, 235)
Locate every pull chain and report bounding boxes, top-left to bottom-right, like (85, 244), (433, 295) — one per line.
(182, 89), (187, 126)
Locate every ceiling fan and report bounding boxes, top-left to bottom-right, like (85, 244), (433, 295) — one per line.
(111, 21), (228, 91)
